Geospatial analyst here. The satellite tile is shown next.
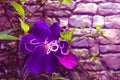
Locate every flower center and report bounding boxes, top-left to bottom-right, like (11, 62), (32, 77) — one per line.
(45, 40), (59, 54)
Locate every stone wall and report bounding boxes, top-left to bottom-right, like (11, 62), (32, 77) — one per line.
(44, 0), (120, 72)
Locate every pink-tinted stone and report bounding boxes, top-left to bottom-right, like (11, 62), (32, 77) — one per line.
(72, 49), (89, 57)
(73, 28), (96, 35)
(71, 38), (89, 48)
(60, 3), (76, 10)
(75, 0), (82, 2)
(93, 15), (105, 28)
(25, 5), (40, 13)
(88, 38), (98, 47)
(69, 15), (92, 27)
(99, 45), (120, 53)
(108, 0), (120, 2)
(74, 3), (98, 14)
(90, 45), (99, 54)
(92, 0), (106, 3)
(98, 2), (120, 15)
(81, 0), (93, 2)
(105, 15), (120, 29)
(59, 18), (68, 27)
(100, 54), (120, 70)
(88, 38), (99, 54)
(99, 29), (120, 44)
(47, 10), (71, 17)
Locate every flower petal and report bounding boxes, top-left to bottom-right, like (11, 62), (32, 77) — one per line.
(31, 21), (51, 41)
(60, 41), (69, 55)
(25, 53), (45, 74)
(49, 22), (60, 40)
(20, 34), (46, 54)
(45, 53), (58, 74)
(57, 52), (78, 69)
(55, 48), (64, 57)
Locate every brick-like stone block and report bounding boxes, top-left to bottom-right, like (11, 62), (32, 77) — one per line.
(59, 18), (68, 27)
(93, 15), (104, 28)
(69, 15), (92, 27)
(47, 10), (71, 17)
(73, 28), (95, 36)
(99, 29), (120, 44)
(88, 38), (99, 54)
(71, 38), (89, 48)
(105, 15), (120, 29)
(25, 5), (40, 13)
(72, 49), (89, 57)
(81, 0), (106, 2)
(108, 0), (120, 2)
(100, 54), (120, 70)
(60, 3), (76, 10)
(74, 3), (98, 14)
(81, 0), (93, 2)
(92, 0), (106, 3)
(100, 45), (120, 53)
(98, 2), (120, 15)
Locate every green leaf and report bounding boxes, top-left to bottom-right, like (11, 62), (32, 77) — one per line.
(96, 25), (102, 33)
(11, 1), (25, 20)
(19, 18), (30, 34)
(0, 34), (19, 40)
(60, 28), (76, 41)
(62, 0), (72, 4)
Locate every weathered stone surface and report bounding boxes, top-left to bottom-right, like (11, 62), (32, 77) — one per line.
(74, 0), (82, 2)
(59, 18), (68, 27)
(105, 15), (120, 29)
(69, 15), (92, 27)
(71, 38), (89, 48)
(88, 38), (99, 54)
(108, 0), (120, 2)
(99, 45), (120, 53)
(100, 54), (120, 70)
(73, 28), (96, 36)
(98, 2), (120, 15)
(72, 49), (89, 57)
(47, 10), (71, 17)
(25, 5), (40, 13)
(92, 0), (106, 3)
(81, 0), (93, 2)
(61, 3), (76, 10)
(93, 15), (104, 27)
(90, 45), (99, 54)
(88, 38), (98, 47)
(99, 29), (120, 44)
(74, 3), (98, 14)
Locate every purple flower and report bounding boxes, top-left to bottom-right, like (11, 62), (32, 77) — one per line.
(20, 21), (78, 74)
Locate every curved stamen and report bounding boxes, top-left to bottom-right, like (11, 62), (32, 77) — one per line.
(30, 39), (40, 45)
(25, 43), (45, 53)
(59, 42), (69, 55)
(46, 40), (59, 54)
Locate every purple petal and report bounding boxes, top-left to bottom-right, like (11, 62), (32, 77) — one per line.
(60, 41), (69, 55)
(57, 52), (78, 69)
(25, 53), (45, 74)
(49, 22), (60, 41)
(45, 53), (58, 74)
(55, 48), (64, 57)
(31, 21), (51, 41)
(20, 34), (46, 54)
